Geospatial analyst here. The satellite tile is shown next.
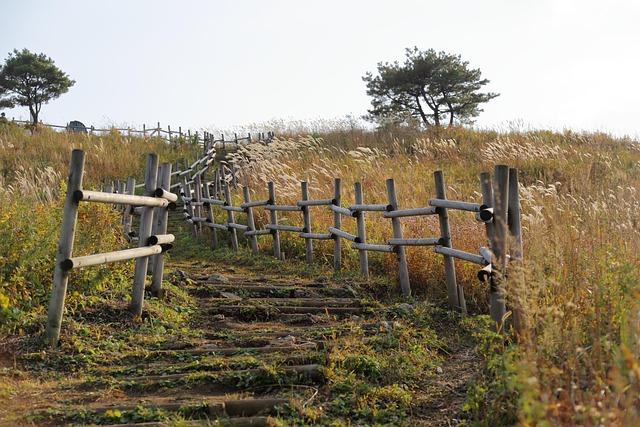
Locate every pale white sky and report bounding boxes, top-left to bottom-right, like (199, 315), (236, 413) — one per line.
(2, 0), (640, 136)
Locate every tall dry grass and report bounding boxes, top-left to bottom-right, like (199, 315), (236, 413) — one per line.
(223, 126), (640, 425)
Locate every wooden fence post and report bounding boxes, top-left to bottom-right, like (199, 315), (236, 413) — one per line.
(148, 166), (161, 275)
(224, 183), (239, 251)
(130, 153), (159, 317)
(480, 172), (495, 244)
(333, 178), (342, 271)
(386, 179), (411, 298)
(434, 171), (464, 311)
(490, 165), (509, 330)
(243, 186), (259, 254)
(151, 163), (172, 296)
(508, 167), (525, 335)
(123, 177), (136, 238)
(194, 174), (203, 235)
(202, 181), (219, 249)
(268, 182), (282, 260)
(354, 182), (369, 280)
(301, 181), (313, 264)
(46, 149), (85, 347)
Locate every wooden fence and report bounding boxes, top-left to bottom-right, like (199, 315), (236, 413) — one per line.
(48, 134), (523, 347)
(178, 160), (523, 328)
(9, 117), (275, 146)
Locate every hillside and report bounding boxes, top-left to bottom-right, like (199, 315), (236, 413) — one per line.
(1, 121), (639, 425)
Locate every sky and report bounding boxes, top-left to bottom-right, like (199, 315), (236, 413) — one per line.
(2, 0), (640, 136)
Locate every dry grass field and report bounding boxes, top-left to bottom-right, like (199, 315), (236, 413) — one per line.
(1, 120), (639, 425)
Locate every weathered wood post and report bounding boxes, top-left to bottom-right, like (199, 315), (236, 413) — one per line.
(123, 177), (136, 238)
(386, 179), (411, 298)
(46, 149), (85, 347)
(130, 153), (159, 317)
(224, 183), (239, 251)
(182, 174), (197, 237)
(354, 182), (369, 280)
(434, 170), (464, 311)
(490, 165), (509, 330)
(268, 182), (282, 260)
(142, 124), (146, 138)
(480, 172), (495, 244)
(194, 174), (203, 235)
(243, 186), (259, 254)
(508, 167), (525, 335)
(167, 125), (172, 143)
(332, 178), (342, 271)
(151, 163), (172, 296)
(202, 181), (219, 249)
(301, 181), (313, 263)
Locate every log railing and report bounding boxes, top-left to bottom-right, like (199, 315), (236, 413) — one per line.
(177, 156), (523, 329)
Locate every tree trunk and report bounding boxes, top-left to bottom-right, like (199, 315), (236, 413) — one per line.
(449, 111), (455, 126)
(414, 96), (431, 128)
(29, 106), (38, 126)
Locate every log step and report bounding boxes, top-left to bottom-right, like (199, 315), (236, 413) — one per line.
(196, 283), (355, 298)
(101, 416), (270, 427)
(87, 397), (287, 418)
(121, 364), (323, 383)
(211, 305), (367, 316)
(206, 297), (362, 307)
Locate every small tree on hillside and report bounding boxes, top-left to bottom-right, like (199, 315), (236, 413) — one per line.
(0, 49), (75, 125)
(363, 47), (499, 127)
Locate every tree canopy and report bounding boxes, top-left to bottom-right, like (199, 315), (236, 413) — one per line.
(0, 49), (75, 125)
(363, 48), (499, 128)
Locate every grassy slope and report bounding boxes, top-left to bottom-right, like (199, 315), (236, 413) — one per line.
(1, 122), (640, 425)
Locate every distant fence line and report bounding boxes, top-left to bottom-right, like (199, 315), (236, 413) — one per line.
(48, 132), (524, 347)
(9, 117), (275, 146)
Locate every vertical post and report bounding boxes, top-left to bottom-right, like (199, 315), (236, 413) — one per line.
(480, 172), (495, 244)
(490, 165), (509, 330)
(354, 182), (369, 280)
(508, 167), (525, 335)
(167, 125), (172, 143)
(332, 178), (342, 271)
(148, 165), (162, 275)
(46, 149), (85, 347)
(203, 181), (219, 249)
(386, 179), (411, 298)
(151, 163), (172, 296)
(214, 168), (221, 199)
(130, 153), (159, 317)
(231, 164), (238, 188)
(434, 170), (463, 311)
(143, 124), (146, 138)
(243, 186), (259, 254)
(183, 174), (197, 237)
(301, 181), (313, 264)
(194, 174), (203, 235)
(224, 183), (239, 251)
(268, 182), (282, 260)
(123, 177), (136, 238)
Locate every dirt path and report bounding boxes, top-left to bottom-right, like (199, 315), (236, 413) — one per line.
(1, 220), (482, 426)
